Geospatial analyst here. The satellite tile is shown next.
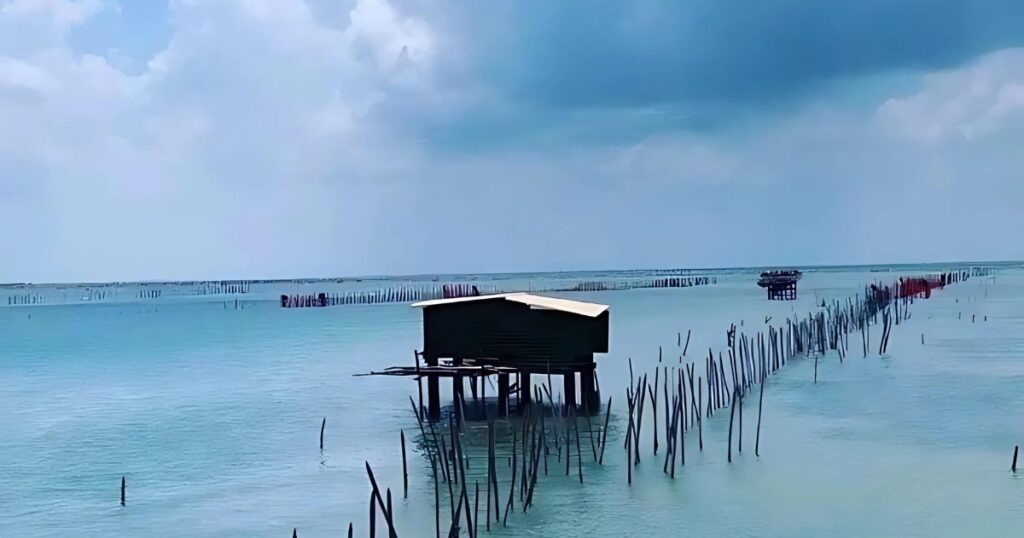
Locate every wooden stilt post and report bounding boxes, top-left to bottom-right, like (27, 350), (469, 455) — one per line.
(426, 355), (441, 420)
(519, 371), (531, 412)
(563, 371), (577, 411)
(497, 373), (509, 418)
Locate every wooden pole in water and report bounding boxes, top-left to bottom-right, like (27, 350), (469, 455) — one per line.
(728, 390), (736, 463)
(503, 432), (516, 525)
(431, 456), (440, 538)
(738, 391), (743, 453)
(401, 430), (408, 498)
(573, 406), (584, 483)
(320, 417), (326, 450)
(448, 484), (466, 537)
(599, 396), (612, 464)
(1013, 446), (1019, 473)
(348, 523), (353, 538)
(386, 489), (394, 538)
(651, 368), (659, 455)
(120, 476), (125, 507)
(415, 351), (425, 419)
(626, 410), (634, 485)
(472, 481), (479, 538)
(489, 420), (500, 524)
(697, 380), (703, 451)
(485, 450), (491, 532)
(370, 490), (377, 538)
(755, 374), (765, 457)
(364, 462), (397, 537)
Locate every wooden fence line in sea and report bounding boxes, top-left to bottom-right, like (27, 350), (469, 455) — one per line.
(279, 276), (718, 308)
(619, 270), (977, 480)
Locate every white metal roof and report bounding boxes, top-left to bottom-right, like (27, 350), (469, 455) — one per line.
(411, 292), (609, 318)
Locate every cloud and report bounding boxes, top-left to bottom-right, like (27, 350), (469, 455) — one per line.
(877, 49), (1024, 144)
(426, 0), (1024, 109)
(0, 0), (111, 53)
(0, 1), (1022, 282)
(0, 0), (440, 281)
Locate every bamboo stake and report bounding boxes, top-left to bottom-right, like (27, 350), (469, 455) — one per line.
(728, 390), (736, 463)
(650, 368), (659, 455)
(370, 491), (377, 538)
(599, 396), (612, 464)
(755, 375), (765, 457)
(431, 456), (440, 538)
(401, 430), (408, 498)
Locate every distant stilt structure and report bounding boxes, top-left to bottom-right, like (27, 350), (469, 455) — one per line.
(757, 270), (802, 300)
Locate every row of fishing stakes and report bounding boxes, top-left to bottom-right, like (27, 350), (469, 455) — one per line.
(278, 277), (718, 308)
(344, 373), (622, 538)
(620, 272), (976, 483)
(286, 270), (975, 535)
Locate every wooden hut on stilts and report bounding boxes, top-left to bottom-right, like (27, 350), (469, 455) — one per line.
(362, 293), (610, 420)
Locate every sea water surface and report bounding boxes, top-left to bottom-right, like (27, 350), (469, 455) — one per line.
(2, 265), (1023, 537)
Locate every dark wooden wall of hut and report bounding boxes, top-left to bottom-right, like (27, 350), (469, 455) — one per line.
(421, 299), (609, 371)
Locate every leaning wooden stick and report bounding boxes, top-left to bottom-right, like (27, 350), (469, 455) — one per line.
(401, 430), (408, 498)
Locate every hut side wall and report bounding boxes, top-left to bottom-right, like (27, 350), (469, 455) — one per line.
(422, 300), (608, 369)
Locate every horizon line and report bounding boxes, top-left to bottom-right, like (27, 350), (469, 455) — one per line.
(2, 258), (1019, 288)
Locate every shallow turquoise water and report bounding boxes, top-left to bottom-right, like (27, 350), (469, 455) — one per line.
(2, 266), (1022, 537)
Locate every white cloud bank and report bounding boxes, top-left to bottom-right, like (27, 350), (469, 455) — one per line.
(0, 1), (1022, 282)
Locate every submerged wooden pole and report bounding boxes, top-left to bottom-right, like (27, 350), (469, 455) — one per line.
(728, 390), (736, 463)
(697, 381), (703, 451)
(401, 430), (408, 498)
(651, 368), (659, 455)
(431, 456), (440, 538)
(755, 375), (765, 457)
(738, 392), (743, 453)
(473, 481), (480, 538)
(488, 420), (500, 524)
(415, 351), (425, 419)
(120, 476), (125, 507)
(386, 489), (395, 538)
(503, 432), (517, 525)
(370, 490), (377, 538)
(573, 407), (584, 484)
(1014, 446), (1019, 473)
(365, 462), (397, 537)
(599, 396), (612, 464)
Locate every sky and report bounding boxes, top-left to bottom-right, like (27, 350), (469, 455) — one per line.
(1, 0), (1024, 283)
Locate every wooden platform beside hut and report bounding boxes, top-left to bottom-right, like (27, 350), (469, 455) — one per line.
(363, 293), (610, 420)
